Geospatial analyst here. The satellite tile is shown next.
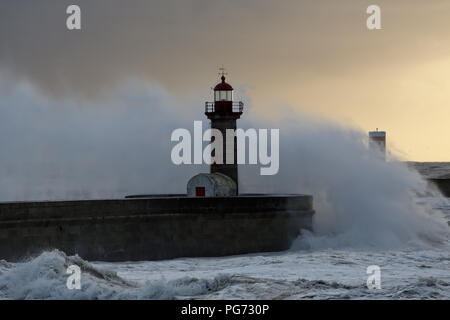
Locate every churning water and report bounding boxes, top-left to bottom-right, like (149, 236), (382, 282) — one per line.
(0, 194), (448, 300)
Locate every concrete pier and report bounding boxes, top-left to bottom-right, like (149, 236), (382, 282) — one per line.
(0, 194), (314, 262)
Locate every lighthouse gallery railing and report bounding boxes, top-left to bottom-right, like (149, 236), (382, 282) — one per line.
(205, 101), (244, 113)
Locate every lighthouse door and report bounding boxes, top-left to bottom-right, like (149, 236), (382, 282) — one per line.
(195, 187), (206, 197)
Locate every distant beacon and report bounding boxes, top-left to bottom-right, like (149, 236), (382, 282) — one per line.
(369, 129), (386, 161)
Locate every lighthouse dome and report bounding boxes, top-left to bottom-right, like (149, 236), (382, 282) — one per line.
(214, 75), (233, 91)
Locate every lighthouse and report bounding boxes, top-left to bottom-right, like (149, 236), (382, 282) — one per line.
(205, 70), (244, 192)
(369, 129), (386, 161)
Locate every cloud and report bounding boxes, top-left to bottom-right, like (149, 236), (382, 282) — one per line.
(1, 0), (450, 98)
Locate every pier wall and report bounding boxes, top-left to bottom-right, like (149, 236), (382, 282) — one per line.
(0, 195), (313, 262)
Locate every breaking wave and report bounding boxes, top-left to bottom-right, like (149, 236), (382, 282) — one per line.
(0, 250), (232, 300)
(242, 113), (450, 250)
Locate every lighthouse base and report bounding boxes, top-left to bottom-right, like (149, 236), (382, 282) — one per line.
(0, 194), (313, 262)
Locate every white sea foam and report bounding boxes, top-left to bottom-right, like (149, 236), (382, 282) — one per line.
(0, 250), (233, 300)
(1, 246), (448, 300)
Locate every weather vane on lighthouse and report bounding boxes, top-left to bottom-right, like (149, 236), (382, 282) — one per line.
(218, 66), (228, 77)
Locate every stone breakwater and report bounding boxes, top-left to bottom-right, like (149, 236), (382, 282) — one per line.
(0, 194), (314, 262)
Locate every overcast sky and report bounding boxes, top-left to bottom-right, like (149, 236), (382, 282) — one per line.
(1, 0), (450, 161)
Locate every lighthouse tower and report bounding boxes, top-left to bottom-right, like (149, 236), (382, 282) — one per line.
(369, 129), (386, 161)
(205, 70), (244, 192)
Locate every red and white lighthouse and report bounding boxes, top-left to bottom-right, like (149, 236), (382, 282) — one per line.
(205, 70), (244, 192)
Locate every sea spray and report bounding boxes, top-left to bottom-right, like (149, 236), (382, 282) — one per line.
(240, 111), (449, 250)
(0, 81), (448, 250)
